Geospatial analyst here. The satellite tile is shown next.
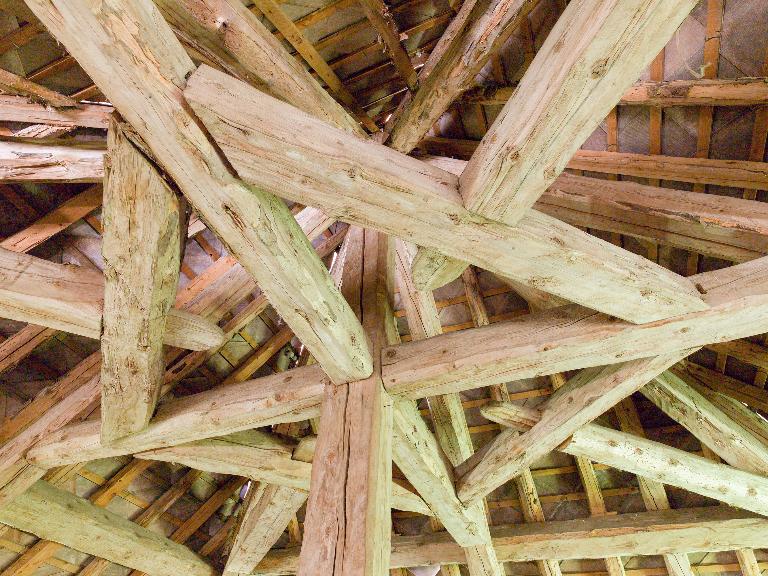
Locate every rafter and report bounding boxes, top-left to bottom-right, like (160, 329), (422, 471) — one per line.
(0, 139), (103, 182)
(0, 94), (111, 127)
(410, 0), (698, 290)
(0, 480), (217, 576)
(186, 65), (706, 324)
(23, 0), (371, 385)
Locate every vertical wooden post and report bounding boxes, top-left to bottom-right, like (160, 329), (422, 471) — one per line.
(298, 227), (394, 575)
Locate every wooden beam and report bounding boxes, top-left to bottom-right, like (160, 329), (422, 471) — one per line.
(425, 158), (768, 263)
(100, 120), (187, 443)
(223, 483), (308, 576)
(465, 77), (768, 107)
(357, 0), (417, 91)
(411, 0), (698, 289)
(392, 396), (490, 547)
(456, 352), (691, 504)
(0, 246), (223, 350)
(0, 139), (103, 182)
(0, 185), (102, 253)
(0, 95), (111, 128)
(134, 431), (430, 516)
(186, 65), (707, 324)
(483, 402), (768, 518)
(395, 240), (503, 576)
(0, 67), (76, 107)
(384, 0), (535, 153)
(642, 371), (768, 475)
(28, 365), (326, 466)
(24, 0), (372, 385)
(299, 227), (394, 576)
(253, 507), (768, 573)
(419, 139), (768, 190)
(381, 256), (768, 398)
(153, 0), (362, 135)
(0, 480), (217, 576)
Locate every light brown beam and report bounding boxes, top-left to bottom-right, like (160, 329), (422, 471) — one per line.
(381, 254), (768, 398)
(299, 227), (394, 576)
(0, 139), (103, 182)
(464, 77), (768, 107)
(395, 240), (504, 576)
(357, 0), (417, 91)
(254, 507), (768, 573)
(100, 119), (188, 444)
(0, 246), (223, 350)
(482, 402), (768, 518)
(248, 0), (379, 131)
(383, 0), (536, 153)
(0, 480), (217, 576)
(455, 351), (691, 504)
(134, 430), (430, 516)
(223, 483), (308, 576)
(24, 0), (371, 385)
(0, 67), (76, 107)
(418, 139), (768, 190)
(185, 65), (707, 324)
(0, 95), (111, 128)
(0, 185), (101, 253)
(153, 0), (363, 135)
(425, 156), (768, 263)
(411, 0), (698, 290)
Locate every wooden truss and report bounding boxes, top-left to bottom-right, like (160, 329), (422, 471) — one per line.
(0, 0), (767, 576)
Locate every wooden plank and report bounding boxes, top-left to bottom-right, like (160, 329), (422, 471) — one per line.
(0, 140), (103, 182)
(100, 120), (187, 443)
(186, 65), (707, 324)
(456, 351), (691, 504)
(153, 0), (362, 135)
(426, 158), (768, 263)
(253, 507), (768, 572)
(381, 256), (768, 398)
(483, 403), (768, 518)
(466, 77), (768, 107)
(0, 95), (111, 127)
(24, 0), (372, 385)
(412, 0), (698, 288)
(0, 481), (217, 576)
(249, 0), (378, 131)
(0, 324), (55, 379)
(0, 185), (101, 253)
(384, 0), (535, 153)
(0, 247), (223, 350)
(358, 0), (417, 90)
(223, 483), (308, 576)
(299, 227), (394, 576)
(0, 67), (76, 107)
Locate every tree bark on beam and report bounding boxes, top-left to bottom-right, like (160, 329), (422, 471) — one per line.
(0, 481), (217, 576)
(381, 255), (768, 398)
(0, 246), (223, 350)
(456, 351), (691, 504)
(299, 227), (394, 576)
(410, 0), (698, 291)
(100, 119), (188, 444)
(252, 507), (768, 573)
(185, 65), (707, 325)
(23, 0), (371, 385)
